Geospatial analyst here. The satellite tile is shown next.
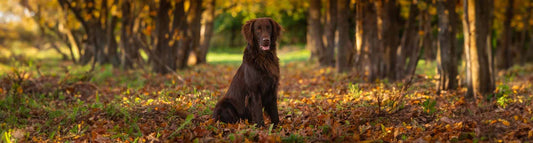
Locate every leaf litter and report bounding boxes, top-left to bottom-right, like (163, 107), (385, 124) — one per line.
(0, 63), (532, 142)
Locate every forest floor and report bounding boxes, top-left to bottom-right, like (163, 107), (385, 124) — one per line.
(1, 47), (533, 142)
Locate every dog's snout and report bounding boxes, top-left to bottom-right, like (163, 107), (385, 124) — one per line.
(262, 38), (270, 43)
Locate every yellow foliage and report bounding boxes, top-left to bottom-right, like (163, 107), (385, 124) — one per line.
(17, 87), (23, 94)
(498, 119), (511, 126)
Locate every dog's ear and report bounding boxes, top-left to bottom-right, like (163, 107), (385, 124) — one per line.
(269, 18), (283, 41)
(242, 19), (255, 45)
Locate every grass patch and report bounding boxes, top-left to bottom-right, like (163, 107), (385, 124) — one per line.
(207, 45), (310, 65)
(416, 60), (437, 77)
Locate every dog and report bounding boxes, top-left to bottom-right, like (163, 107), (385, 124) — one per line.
(213, 18), (282, 127)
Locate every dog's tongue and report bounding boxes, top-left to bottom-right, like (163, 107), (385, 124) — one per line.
(261, 46), (270, 50)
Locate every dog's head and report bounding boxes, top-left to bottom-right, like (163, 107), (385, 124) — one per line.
(242, 18), (282, 51)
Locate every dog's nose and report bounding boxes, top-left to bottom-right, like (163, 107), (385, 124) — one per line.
(262, 38), (270, 43)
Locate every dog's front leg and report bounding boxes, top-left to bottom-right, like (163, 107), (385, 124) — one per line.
(249, 93), (265, 127)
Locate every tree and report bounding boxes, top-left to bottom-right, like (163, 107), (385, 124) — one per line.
(355, 0), (379, 81)
(322, 0), (336, 67)
(120, 0), (142, 69)
(395, 0), (421, 81)
(19, 0), (79, 63)
(496, 0), (515, 69)
(335, 0), (354, 73)
(436, 0), (458, 93)
(57, 0), (120, 67)
(152, 0), (176, 74)
(462, 0), (495, 97)
(375, 0), (401, 80)
(183, 0), (202, 68)
(420, 0), (435, 63)
(519, 0), (533, 64)
(526, 0), (533, 63)
(195, 0), (216, 64)
(307, 0), (325, 65)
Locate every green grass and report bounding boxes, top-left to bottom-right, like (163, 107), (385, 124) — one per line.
(416, 60), (437, 77)
(206, 45), (310, 65)
(2, 44), (439, 78)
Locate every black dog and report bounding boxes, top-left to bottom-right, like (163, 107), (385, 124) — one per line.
(213, 18), (282, 127)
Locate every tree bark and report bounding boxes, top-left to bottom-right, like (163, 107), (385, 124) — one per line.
(519, 0), (531, 65)
(375, 0), (401, 80)
(396, 1), (420, 80)
(57, 0), (120, 66)
(167, 0), (185, 71)
(152, 0), (175, 74)
(106, 13), (120, 67)
(529, 12), (533, 63)
(437, 0), (458, 93)
(462, 0), (495, 98)
(336, 0), (354, 73)
(322, 0), (337, 67)
(528, 0), (533, 63)
(307, 0), (325, 62)
(196, 0), (216, 64)
(421, 2), (435, 62)
(528, 32), (533, 62)
(497, 0), (514, 69)
(185, 0), (202, 68)
(354, 0), (364, 71)
(175, 0), (202, 69)
(356, 0), (379, 81)
(121, 0), (141, 69)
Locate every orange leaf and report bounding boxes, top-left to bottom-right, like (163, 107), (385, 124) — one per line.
(498, 119), (510, 126)
(17, 87), (23, 94)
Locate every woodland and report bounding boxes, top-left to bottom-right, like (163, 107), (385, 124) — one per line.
(0, 0), (533, 142)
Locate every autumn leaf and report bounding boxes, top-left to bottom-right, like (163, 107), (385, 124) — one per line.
(498, 119), (511, 126)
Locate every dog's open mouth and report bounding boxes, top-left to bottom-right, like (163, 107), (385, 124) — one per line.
(260, 45), (270, 50)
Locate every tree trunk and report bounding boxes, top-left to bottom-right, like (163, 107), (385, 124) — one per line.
(322, 0), (337, 67)
(90, 27), (108, 65)
(525, 30), (533, 62)
(196, 0), (216, 64)
(396, 1), (420, 80)
(437, 0), (458, 93)
(421, 2), (435, 62)
(187, 0), (202, 67)
(528, 32), (533, 62)
(307, 0), (324, 62)
(152, 0), (175, 74)
(354, 0), (364, 71)
(497, 0), (514, 69)
(176, 0), (201, 69)
(121, 0), (141, 69)
(528, 0), (533, 63)
(375, 0), (401, 80)
(106, 16), (120, 67)
(57, 0), (120, 66)
(462, 0), (495, 98)
(355, 0), (379, 81)
(519, 0), (532, 64)
(63, 29), (81, 64)
(336, 0), (354, 73)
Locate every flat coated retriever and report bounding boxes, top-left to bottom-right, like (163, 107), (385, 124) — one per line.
(213, 18), (282, 127)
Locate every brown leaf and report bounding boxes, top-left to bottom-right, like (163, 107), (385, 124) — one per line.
(193, 127), (209, 137)
(440, 117), (455, 124)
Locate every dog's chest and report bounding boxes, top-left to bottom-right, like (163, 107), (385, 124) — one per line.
(243, 65), (278, 91)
